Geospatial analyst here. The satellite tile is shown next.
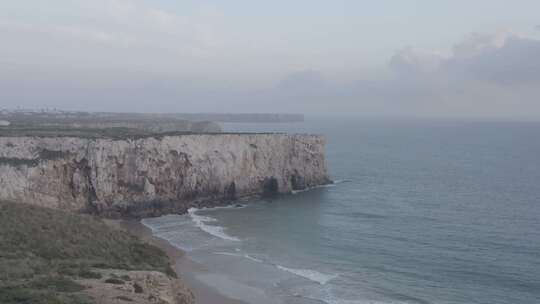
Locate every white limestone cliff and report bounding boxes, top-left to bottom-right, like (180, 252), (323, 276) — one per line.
(0, 134), (329, 217)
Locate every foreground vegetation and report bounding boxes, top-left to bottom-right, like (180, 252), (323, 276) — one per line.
(0, 201), (175, 304)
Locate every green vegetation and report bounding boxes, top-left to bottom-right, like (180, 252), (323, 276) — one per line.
(0, 126), (280, 139)
(0, 201), (175, 304)
(0, 126), (164, 139)
(104, 278), (125, 285)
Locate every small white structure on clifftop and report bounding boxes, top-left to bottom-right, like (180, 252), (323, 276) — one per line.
(0, 120), (10, 127)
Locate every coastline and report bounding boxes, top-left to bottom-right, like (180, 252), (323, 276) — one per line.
(121, 219), (248, 304)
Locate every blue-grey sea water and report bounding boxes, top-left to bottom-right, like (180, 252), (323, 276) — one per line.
(143, 117), (540, 304)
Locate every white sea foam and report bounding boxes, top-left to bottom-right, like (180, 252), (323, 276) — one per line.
(188, 208), (241, 241)
(212, 252), (339, 285)
(324, 299), (409, 304)
(140, 219), (158, 232)
(213, 251), (263, 263)
(323, 299), (399, 304)
(302, 292), (406, 304)
(192, 204), (247, 212)
(213, 251), (243, 258)
(276, 265), (339, 285)
(292, 179), (351, 194)
(292, 184), (333, 194)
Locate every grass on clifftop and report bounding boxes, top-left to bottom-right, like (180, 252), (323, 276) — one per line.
(0, 201), (176, 304)
(0, 126), (281, 139)
(0, 126), (166, 139)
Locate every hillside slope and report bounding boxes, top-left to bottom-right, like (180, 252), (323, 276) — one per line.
(0, 201), (194, 304)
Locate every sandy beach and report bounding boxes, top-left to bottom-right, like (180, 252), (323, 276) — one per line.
(121, 220), (247, 304)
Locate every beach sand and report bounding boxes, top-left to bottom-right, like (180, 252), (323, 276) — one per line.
(121, 220), (247, 304)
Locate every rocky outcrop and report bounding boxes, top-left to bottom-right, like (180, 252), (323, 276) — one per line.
(80, 269), (194, 304)
(0, 134), (329, 217)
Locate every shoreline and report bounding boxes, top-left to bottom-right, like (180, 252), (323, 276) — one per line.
(121, 219), (248, 304)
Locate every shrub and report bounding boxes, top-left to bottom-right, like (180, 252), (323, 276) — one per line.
(78, 269), (102, 280)
(104, 278), (125, 285)
(116, 296), (134, 302)
(30, 276), (86, 293)
(0, 201), (179, 304)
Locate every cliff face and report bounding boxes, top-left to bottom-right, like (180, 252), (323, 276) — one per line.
(0, 134), (329, 217)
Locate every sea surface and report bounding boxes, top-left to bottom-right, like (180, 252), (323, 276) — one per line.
(143, 117), (540, 304)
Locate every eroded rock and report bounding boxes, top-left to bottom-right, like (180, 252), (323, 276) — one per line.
(0, 134), (330, 217)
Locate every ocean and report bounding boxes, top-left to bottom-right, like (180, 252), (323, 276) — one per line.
(142, 117), (540, 304)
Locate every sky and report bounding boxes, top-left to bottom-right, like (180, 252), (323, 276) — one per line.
(1, 0), (540, 119)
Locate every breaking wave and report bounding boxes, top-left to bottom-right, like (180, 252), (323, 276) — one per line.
(291, 179), (350, 194)
(188, 208), (241, 242)
(213, 251), (263, 263)
(276, 265), (339, 285)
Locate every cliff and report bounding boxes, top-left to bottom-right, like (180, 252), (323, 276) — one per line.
(0, 133), (329, 217)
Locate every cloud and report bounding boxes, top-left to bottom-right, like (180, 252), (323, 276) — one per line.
(389, 31), (540, 85)
(275, 70), (329, 92)
(0, 0), (223, 67)
(2, 16), (540, 119)
(389, 47), (448, 76)
(0, 20), (136, 46)
(262, 31), (540, 117)
(451, 31), (511, 58)
(536, 25), (540, 31)
(445, 35), (540, 85)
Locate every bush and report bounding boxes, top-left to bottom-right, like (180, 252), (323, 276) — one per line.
(30, 276), (86, 293)
(0, 287), (92, 304)
(104, 278), (125, 285)
(78, 269), (102, 280)
(0, 201), (178, 304)
(116, 296), (134, 302)
(0, 201), (172, 273)
(133, 282), (144, 293)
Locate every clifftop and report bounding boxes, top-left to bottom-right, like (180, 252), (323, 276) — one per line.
(0, 110), (304, 124)
(0, 126), (278, 139)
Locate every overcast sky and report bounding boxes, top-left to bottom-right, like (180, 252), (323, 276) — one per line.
(1, 0), (540, 119)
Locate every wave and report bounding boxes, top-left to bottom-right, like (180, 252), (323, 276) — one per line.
(301, 293), (409, 304)
(195, 204), (247, 211)
(213, 251), (263, 263)
(276, 265), (339, 285)
(188, 208), (241, 242)
(333, 179), (351, 184)
(322, 299), (403, 304)
(140, 219), (158, 232)
(212, 251), (338, 285)
(292, 179), (351, 194)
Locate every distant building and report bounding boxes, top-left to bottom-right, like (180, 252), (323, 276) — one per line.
(0, 120), (10, 127)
